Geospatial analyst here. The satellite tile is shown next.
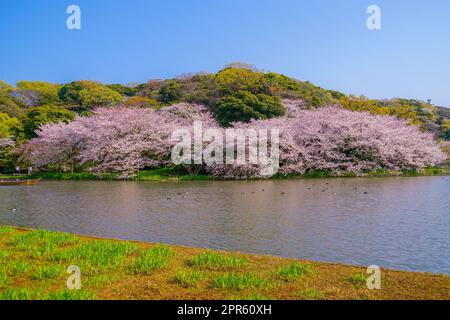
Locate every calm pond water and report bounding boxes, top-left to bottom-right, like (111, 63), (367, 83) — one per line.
(0, 177), (449, 274)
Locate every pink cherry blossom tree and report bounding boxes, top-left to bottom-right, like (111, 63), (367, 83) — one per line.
(207, 104), (447, 178)
(22, 104), (219, 176)
(22, 101), (447, 178)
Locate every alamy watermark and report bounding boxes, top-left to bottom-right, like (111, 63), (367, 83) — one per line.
(171, 121), (280, 177)
(366, 265), (381, 289)
(66, 5), (81, 30)
(65, 5), (380, 31)
(66, 265), (81, 290)
(367, 5), (381, 30)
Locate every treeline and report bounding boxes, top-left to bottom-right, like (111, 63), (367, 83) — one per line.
(1, 62), (449, 173)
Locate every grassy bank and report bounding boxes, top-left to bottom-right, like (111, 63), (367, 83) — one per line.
(0, 227), (448, 300)
(1, 166), (448, 182)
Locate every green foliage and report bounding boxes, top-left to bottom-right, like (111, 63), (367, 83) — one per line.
(277, 262), (313, 281)
(32, 172), (103, 180)
(129, 245), (174, 275)
(16, 81), (61, 106)
(84, 274), (116, 288)
(135, 167), (213, 181)
(211, 273), (271, 291)
(340, 96), (422, 125)
(23, 105), (76, 138)
(0, 288), (42, 300)
(173, 270), (204, 288)
(43, 289), (96, 300)
(0, 147), (17, 173)
(0, 286), (94, 300)
(130, 65), (449, 135)
(0, 249), (9, 260)
(159, 81), (182, 104)
(214, 91), (285, 126)
(32, 265), (63, 280)
(299, 288), (323, 299)
(0, 227), (15, 235)
(215, 67), (266, 94)
(50, 240), (138, 274)
(11, 229), (79, 258)
(264, 73), (336, 106)
(12, 229), (80, 249)
(58, 81), (85, 105)
(179, 73), (220, 106)
(0, 260), (32, 276)
(187, 251), (248, 271)
(264, 72), (301, 93)
(79, 82), (123, 109)
(106, 84), (138, 97)
(328, 90), (346, 100)
(344, 273), (367, 288)
(0, 65), (447, 142)
(124, 96), (159, 108)
(0, 80), (13, 91)
(59, 81), (123, 110)
(302, 170), (333, 178)
(338, 96), (450, 139)
(0, 112), (23, 139)
(0, 94), (24, 118)
(0, 272), (11, 288)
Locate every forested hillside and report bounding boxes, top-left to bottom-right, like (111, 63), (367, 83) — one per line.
(1, 63), (448, 175)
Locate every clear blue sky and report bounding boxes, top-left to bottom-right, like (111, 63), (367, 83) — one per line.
(1, 0), (449, 106)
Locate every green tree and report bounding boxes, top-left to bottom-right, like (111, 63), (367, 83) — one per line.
(79, 83), (123, 109)
(0, 81), (25, 118)
(215, 68), (266, 95)
(0, 80), (13, 91)
(59, 81), (123, 109)
(0, 94), (24, 118)
(0, 112), (23, 172)
(0, 112), (23, 139)
(263, 73), (338, 106)
(15, 81), (61, 105)
(159, 81), (181, 104)
(328, 90), (346, 100)
(214, 91), (285, 126)
(339, 96), (421, 126)
(23, 105), (76, 138)
(106, 84), (138, 97)
(0, 141), (16, 173)
(58, 81), (85, 105)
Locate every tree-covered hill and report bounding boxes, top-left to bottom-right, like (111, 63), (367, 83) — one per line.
(1, 63), (449, 142)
